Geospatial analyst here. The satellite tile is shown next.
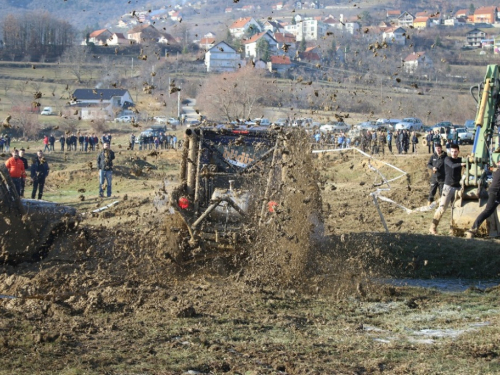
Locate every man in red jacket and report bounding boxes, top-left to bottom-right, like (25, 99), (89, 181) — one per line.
(5, 149), (25, 196)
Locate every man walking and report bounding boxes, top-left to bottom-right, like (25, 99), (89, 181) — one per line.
(31, 150), (50, 200)
(97, 142), (115, 198)
(427, 142), (447, 206)
(5, 149), (25, 196)
(429, 144), (465, 235)
(466, 166), (500, 238)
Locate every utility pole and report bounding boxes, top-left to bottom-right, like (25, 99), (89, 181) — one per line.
(131, 58), (134, 78)
(177, 84), (181, 119)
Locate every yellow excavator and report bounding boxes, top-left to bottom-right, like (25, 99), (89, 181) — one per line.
(453, 64), (500, 236)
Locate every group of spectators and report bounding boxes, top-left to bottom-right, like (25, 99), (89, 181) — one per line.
(424, 129), (458, 154)
(42, 133), (107, 152)
(4, 149), (49, 200)
(132, 132), (179, 151)
(313, 129), (420, 156)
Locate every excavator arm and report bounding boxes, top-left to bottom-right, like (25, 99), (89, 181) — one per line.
(453, 64), (500, 236)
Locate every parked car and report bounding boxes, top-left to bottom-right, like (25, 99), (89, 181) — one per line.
(320, 122), (350, 133)
(356, 121), (378, 131)
(245, 118), (271, 126)
(376, 118), (400, 131)
(454, 127), (474, 144)
(154, 116), (168, 124)
(274, 118), (289, 126)
(114, 115), (136, 123)
(464, 119), (476, 133)
(395, 117), (424, 131)
(168, 117), (180, 126)
(186, 119), (200, 128)
(40, 107), (54, 116)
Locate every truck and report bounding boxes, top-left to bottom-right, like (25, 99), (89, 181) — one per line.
(159, 125), (323, 265)
(0, 165), (78, 263)
(453, 64), (500, 236)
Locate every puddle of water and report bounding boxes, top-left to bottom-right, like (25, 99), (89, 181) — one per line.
(0, 294), (17, 299)
(375, 278), (500, 292)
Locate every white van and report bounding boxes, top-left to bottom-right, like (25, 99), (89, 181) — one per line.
(40, 107), (54, 115)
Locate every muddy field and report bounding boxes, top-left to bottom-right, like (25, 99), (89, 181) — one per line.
(1, 138), (500, 374)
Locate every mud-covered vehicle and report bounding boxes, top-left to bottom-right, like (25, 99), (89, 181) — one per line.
(162, 125), (323, 266)
(0, 165), (78, 263)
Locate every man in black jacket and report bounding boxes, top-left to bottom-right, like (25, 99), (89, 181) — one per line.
(466, 167), (500, 238)
(31, 150), (50, 200)
(97, 142), (115, 197)
(427, 142), (447, 206)
(430, 144), (465, 235)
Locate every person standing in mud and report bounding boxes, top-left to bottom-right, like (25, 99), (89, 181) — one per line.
(5, 149), (25, 196)
(429, 144), (465, 235)
(411, 131), (419, 153)
(427, 142), (447, 206)
(18, 148), (29, 197)
(31, 150), (50, 200)
(426, 130), (433, 154)
(97, 142), (115, 198)
(59, 134), (65, 152)
(466, 166), (500, 238)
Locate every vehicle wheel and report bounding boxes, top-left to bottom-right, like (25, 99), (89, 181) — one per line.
(422, 139), (428, 147)
(157, 213), (190, 266)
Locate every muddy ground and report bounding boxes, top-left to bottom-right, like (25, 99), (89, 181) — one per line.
(1, 138), (500, 374)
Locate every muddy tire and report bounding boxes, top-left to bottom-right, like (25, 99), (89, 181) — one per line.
(157, 212), (190, 265)
(422, 139), (428, 147)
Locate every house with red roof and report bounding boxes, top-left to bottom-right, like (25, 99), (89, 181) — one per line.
(387, 10), (401, 19)
(274, 32), (297, 57)
(473, 6), (497, 24)
(403, 52), (432, 74)
(414, 16), (430, 29)
(243, 31), (278, 60)
(298, 46), (321, 62)
(86, 29), (113, 46)
(199, 37), (216, 50)
(268, 55), (292, 74)
(229, 17), (261, 38)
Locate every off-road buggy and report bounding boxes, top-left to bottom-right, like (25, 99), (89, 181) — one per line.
(161, 124), (323, 265)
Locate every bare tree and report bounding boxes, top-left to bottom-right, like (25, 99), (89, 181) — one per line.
(197, 66), (272, 121)
(61, 45), (91, 83)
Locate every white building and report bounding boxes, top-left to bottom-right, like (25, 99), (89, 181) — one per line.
(284, 18), (329, 41)
(205, 41), (241, 72)
(382, 27), (406, 46)
(243, 31), (278, 59)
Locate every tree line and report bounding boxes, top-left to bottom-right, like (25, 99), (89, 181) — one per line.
(1, 11), (75, 62)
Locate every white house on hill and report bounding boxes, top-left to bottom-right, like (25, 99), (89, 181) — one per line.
(205, 42), (241, 72)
